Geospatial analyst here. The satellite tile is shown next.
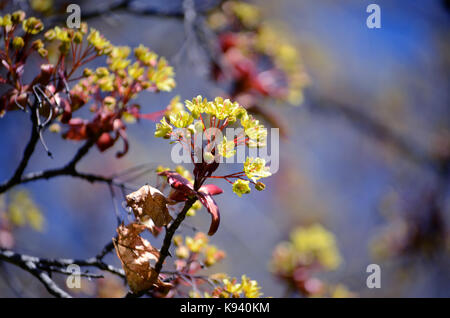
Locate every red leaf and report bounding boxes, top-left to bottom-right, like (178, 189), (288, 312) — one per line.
(158, 172), (223, 235)
(168, 189), (189, 202)
(157, 171), (195, 196)
(198, 184), (223, 196)
(196, 191), (220, 236)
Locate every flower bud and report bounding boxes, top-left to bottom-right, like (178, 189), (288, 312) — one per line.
(12, 37), (24, 49)
(255, 182), (266, 191)
(103, 96), (116, 110)
(73, 31), (83, 44)
(175, 246), (190, 259)
(80, 22), (88, 34)
(44, 29), (56, 41)
(32, 39), (44, 50)
(38, 48), (48, 58)
(58, 42), (69, 55)
(173, 235), (183, 247)
(82, 68), (93, 77)
(95, 67), (109, 78)
(22, 17), (44, 34)
(1, 15), (12, 32)
(48, 123), (61, 133)
(11, 10), (26, 24)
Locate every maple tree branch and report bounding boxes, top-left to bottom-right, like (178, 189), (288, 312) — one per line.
(0, 240), (124, 298)
(96, 241), (116, 260)
(0, 249), (71, 298)
(154, 197), (197, 275)
(84, 0), (184, 19)
(49, 0), (188, 26)
(0, 137), (98, 194)
(0, 106), (40, 194)
(76, 0), (225, 21)
(162, 271), (217, 287)
(0, 135), (139, 194)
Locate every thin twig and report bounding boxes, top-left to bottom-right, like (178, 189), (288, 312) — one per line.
(0, 103), (40, 193)
(0, 240), (125, 297)
(0, 138), (96, 194)
(0, 249), (71, 298)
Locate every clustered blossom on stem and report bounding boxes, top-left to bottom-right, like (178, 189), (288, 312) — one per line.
(207, 1), (309, 108)
(162, 232), (228, 297)
(1, 12), (175, 156)
(190, 274), (263, 298)
(160, 222), (262, 298)
(154, 95), (272, 235)
(270, 224), (356, 297)
(174, 232), (226, 269)
(49, 25), (175, 155)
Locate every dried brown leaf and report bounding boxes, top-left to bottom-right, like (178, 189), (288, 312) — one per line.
(126, 185), (172, 228)
(113, 223), (160, 293)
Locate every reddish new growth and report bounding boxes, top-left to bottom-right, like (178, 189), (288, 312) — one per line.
(1, 13), (175, 157)
(207, 1), (309, 109)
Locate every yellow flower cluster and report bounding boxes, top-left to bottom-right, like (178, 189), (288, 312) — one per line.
(208, 1), (261, 30)
(271, 224), (341, 275)
(232, 179), (250, 197)
(255, 24), (309, 105)
(44, 24), (88, 55)
(194, 275), (262, 298)
(155, 96), (253, 139)
(1, 11), (43, 35)
(243, 157), (271, 182)
(228, 1), (261, 29)
(23, 17), (44, 35)
(155, 96), (271, 197)
(173, 232), (226, 267)
(208, 1), (308, 105)
(186, 96), (245, 122)
(87, 28), (112, 55)
(2, 190), (46, 232)
(43, 24), (175, 96)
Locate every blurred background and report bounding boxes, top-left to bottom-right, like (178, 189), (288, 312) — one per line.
(0, 0), (449, 297)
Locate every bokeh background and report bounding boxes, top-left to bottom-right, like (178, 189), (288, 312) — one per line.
(0, 0), (449, 297)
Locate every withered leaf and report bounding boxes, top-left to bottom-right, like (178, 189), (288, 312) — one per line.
(126, 185), (172, 228)
(113, 223), (160, 294)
